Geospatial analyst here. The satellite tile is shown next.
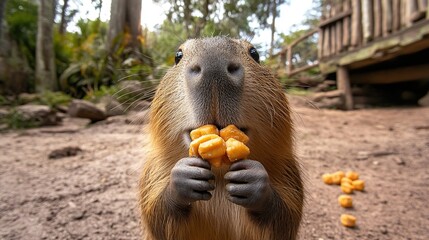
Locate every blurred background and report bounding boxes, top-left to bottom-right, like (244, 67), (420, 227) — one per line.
(2, 0), (428, 125)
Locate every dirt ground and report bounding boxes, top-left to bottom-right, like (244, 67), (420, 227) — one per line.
(1, 100), (428, 240)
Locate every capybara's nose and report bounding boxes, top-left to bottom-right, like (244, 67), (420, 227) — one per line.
(185, 58), (244, 89)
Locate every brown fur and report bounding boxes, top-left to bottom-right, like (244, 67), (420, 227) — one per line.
(139, 37), (304, 240)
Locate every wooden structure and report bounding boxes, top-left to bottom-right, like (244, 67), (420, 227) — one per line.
(282, 0), (429, 109)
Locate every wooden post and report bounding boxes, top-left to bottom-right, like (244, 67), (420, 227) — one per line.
(336, 3), (343, 53)
(426, 0), (429, 19)
(351, 0), (362, 48)
(401, 0), (408, 28)
(362, 0), (373, 43)
(318, 29), (323, 58)
(392, 0), (401, 31)
(343, 0), (351, 49)
(337, 66), (354, 110)
(330, 4), (337, 55)
(373, 0), (382, 38)
(382, 0), (393, 37)
(323, 28), (330, 57)
(286, 46), (293, 75)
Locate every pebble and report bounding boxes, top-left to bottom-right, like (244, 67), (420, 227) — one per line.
(393, 157), (405, 165)
(357, 151), (370, 160)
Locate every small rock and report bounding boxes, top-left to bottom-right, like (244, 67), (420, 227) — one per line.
(68, 201), (77, 208)
(393, 156), (405, 165)
(48, 146), (82, 159)
(18, 93), (39, 104)
(70, 208), (86, 220)
(373, 160), (379, 165)
(97, 96), (125, 117)
(357, 151), (370, 160)
(0, 108), (8, 118)
(68, 99), (106, 122)
(380, 226), (388, 234)
(16, 104), (60, 126)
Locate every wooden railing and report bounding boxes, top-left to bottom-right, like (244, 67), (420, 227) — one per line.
(280, 0), (429, 76)
(320, 0), (428, 58)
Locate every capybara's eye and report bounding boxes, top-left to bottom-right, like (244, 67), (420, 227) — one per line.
(249, 47), (259, 63)
(175, 49), (183, 65)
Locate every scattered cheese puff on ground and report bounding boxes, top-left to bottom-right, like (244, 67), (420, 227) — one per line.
(189, 134), (220, 157)
(341, 182), (354, 194)
(352, 180), (365, 191)
(225, 138), (250, 161)
(341, 177), (353, 185)
(340, 214), (356, 227)
(198, 137), (226, 160)
(322, 174), (334, 185)
(190, 124), (219, 141)
(346, 171), (359, 181)
(338, 195), (353, 208)
(220, 125), (249, 144)
(332, 171), (345, 185)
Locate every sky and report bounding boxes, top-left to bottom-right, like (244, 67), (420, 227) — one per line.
(80, 0), (314, 53)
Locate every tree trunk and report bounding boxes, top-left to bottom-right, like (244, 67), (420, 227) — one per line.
(126, 0), (142, 49)
(36, 0), (57, 92)
(59, 0), (68, 35)
(108, 0), (126, 49)
(0, 0), (7, 39)
(195, 0), (210, 38)
(183, 0), (192, 38)
(269, 0), (278, 57)
(108, 0), (141, 51)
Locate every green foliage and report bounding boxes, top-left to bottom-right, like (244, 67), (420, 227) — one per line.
(5, 0), (38, 69)
(83, 85), (119, 102)
(59, 19), (155, 99)
(1, 109), (37, 129)
(37, 91), (71, 108)
(0, 95), (9, 106)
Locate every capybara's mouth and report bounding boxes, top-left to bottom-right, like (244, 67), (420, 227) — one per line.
(183, 125), (248, 146)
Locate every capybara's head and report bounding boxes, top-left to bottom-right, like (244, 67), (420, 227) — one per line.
(150, 37), (292, 159)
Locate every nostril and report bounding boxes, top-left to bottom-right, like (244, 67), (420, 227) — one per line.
(190, 65), (201, 74)
(227, 63), (241, 74)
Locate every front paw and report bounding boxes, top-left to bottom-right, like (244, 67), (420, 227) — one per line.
(224, 160), (274, 212)
(168, 157), (215, 208)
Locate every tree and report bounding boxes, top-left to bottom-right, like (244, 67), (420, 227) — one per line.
(36, 0), (57, 92)
(0, 0), (7, 39)
(108, 0), (142, 52)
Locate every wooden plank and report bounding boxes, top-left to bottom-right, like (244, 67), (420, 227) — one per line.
(319, 19), (429, 74)
(392, 0), (401, 31)
(318, 29), (323, 58)
(362, 0), (374, 43)
(323, 27), (330, 57)
(373, 0), (382, 38)
(337, 66), (354, 110)
(407, 0), (418, 25)
(286, 46), (293, 75)
(330, 5), (337, 55)
(351, 0), (362, 47)
(411, 0), (426, 21)
(382, 0), (393, 36)
(289, 29), (318, 48)
(336, 3), (343, 52)
(401, 0), (408, 28)
(343, 0), (352, 49)
(351, 64), (429, 84)
(318, 10), (352, 28)
(426, 0), (429, 19)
